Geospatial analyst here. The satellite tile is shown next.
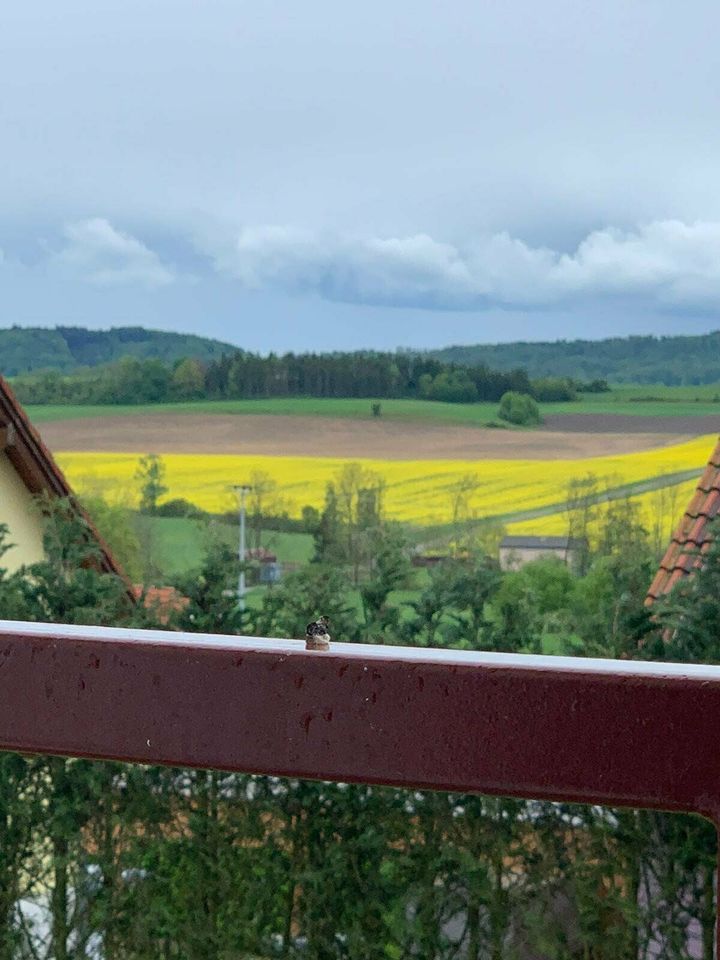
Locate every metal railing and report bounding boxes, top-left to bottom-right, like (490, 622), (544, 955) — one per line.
(1, 619), (719, 948)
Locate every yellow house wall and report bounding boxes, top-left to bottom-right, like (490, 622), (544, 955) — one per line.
(0, 451), (45, 571)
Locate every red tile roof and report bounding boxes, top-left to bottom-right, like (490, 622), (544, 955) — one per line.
(0, 375), (131, 591)
(132, 585), (190, 624)
(647, 436), (720, 604)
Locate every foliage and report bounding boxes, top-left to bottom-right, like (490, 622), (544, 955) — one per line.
(531, 376), (577, 402)
(172, 538), (244, 634)
(435, 330), (720, 385)
(134, 453), (168, 514)
(9, 340), (574, 409)
(419, 370), (479, 403)
(80, 495), (144, 582)
(0, 325), (233, 377)
(251, 563), (361, 642)
(498, 391), (541, 425)
(169, 357), (205, 400)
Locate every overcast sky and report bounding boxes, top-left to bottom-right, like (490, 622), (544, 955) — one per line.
(2, 0), (720, 352)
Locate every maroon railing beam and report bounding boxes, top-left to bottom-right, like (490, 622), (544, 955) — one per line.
(1, 620), (720, 819)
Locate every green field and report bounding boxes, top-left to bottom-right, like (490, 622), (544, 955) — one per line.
(24, 385), (720, 427)
(26, 397), (507, 425)
(145, 515), (314, 579)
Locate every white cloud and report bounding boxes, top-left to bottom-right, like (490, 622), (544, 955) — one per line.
(216, 220), (720, 313)
(58, 218), (176, 288)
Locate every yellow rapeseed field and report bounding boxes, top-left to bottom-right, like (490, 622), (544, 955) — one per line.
(505, 479), (699, 541)
(55, 433), (716, 528)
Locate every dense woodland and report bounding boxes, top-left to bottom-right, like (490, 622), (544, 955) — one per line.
(0, 478), (718, 958)
(3, 323), (720, 386)
(9, 351), (586, 407)
(0, 326), (233, 377)
(435, 331), (720, 385)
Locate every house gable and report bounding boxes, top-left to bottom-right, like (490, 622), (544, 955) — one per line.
(0, 375), (127, 582)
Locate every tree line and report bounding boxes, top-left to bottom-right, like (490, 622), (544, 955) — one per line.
(434, 331), (720, 385)
(0, 482), (716, 958)
(9, 350), (596, 406)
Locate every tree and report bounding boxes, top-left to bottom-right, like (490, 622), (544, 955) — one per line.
(170, 358), (205, 400)
(313, 482), (344, 565)
(0, 753), (42, 960)
(420, 370), (479, 403)
(448, 473), (479, 555)
(565, 473), (600, 575)
(173, 538), (243, 635)
(251, 564), (360, 643)
(336, 463), (385, 584)
(134, 453), (168, 514)
(359, 523), (412, 641)
(498, 391), (541, 425)
(81, 495), (143, 582)
(246, 470), (283, 551)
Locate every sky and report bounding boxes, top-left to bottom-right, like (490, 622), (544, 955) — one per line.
(2, 0), (720, 353)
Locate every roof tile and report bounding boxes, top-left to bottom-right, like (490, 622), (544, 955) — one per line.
(648, 436), (720, 603)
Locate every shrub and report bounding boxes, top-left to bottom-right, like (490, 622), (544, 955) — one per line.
(498, 391), (541, 425)
(531, 377), (577, 402)
(153, 498), (208, 519)
(579, 378), (611, 394)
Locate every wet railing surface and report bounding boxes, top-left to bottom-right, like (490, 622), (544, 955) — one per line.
(1, 619), (720, 946)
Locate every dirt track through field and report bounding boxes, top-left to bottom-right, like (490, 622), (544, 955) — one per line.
(41, 413), (706, 460)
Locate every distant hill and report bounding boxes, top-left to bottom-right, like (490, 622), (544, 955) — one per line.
(433, 332), (720, 385)
(0, 326), (238, 376)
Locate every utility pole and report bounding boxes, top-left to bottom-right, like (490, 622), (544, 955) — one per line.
(234, 485), (252, 611)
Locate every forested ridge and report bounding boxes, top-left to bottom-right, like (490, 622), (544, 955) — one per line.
(0, 325), (235, 376)
(434, 330), (720, 384)
(4, 324), (720, 386)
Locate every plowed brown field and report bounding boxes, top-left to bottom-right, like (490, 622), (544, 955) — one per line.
(41, 413), (707, 460)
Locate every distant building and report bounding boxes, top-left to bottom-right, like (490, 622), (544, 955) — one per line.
(259, 561), (282, 585)
(245, 548), (282, 584)
(499, 535), (586, 572)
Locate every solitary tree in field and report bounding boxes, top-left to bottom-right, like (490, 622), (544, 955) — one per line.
(135, 454), (168, 514)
